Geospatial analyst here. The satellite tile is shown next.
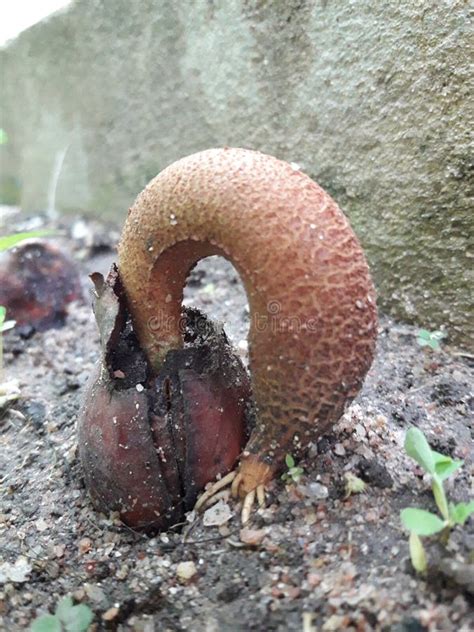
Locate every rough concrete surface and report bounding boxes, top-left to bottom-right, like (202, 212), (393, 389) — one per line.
(0, 0), (473, 348)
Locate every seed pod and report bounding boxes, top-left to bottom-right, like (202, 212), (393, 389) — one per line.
(78, 266), (250, 531)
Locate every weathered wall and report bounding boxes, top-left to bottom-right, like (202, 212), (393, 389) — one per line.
(1, 0), (472, 348)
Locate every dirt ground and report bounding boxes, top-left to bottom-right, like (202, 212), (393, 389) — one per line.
(0, 213), (473, 631)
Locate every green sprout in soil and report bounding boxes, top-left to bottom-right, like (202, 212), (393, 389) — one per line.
(400, 427), (474, 574)
(0, 230), (54, 252)
(416, 328), (445, 351)
(31, 595), (93, 632)
(281, 454), (304, 484)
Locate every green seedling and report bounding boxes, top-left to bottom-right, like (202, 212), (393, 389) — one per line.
(0, 128), (8, 145)
(31, 595), (93, 632)
(416, 328), (445, 351)
(400, 427), (474, 573)
(281, 454), (304, 484)
(0, 230), (54, 252)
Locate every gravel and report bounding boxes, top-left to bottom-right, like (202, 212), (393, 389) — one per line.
(0, 215), (473, 631)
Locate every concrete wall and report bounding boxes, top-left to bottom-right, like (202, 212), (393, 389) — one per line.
(1, 0), (472, 349)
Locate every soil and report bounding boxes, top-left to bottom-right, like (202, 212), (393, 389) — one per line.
(0, 212), (473, 631)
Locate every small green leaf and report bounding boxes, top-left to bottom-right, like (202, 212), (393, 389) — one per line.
(56, 595), (74, 621)
(0, 230), (54, 252)
(450, 501), (474, 525)
(62, 604), (94, 632)
(285, 454), (295, 469)
(0, 129), (8, 145)
(417, 329), (431, 341)
(400, 508), (446, 535)
(432, 476), (450, 521)
(31, 614), (62, 632)
(409, 531), (427, 573)
(431, 450), (452, 466)
(290, 466), (303, 482)
(404, 427), (435, 474)
(432, 451), (464, 481)
(417, 329), (445, 350)
(0, 306), (5, 328)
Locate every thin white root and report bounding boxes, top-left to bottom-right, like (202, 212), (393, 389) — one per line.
(201, 489), (231, 509)
(241, 489), (255, 525)
(195, 470), (266, 524)
(231, 472), (243, 498)
(194, 471), (237, 512)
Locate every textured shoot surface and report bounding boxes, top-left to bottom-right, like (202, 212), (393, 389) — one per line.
(119, 148), (377, 480)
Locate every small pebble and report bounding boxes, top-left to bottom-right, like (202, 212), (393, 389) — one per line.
(102, 606), (119, 621)
(203, 501), (232, 527)
(176, 561), (197, 581)
(78, 538), (92, 554)
(84, 583), (107, 606)
(322, 614), (347, 631)
(35, 518), (48, 532)
(239, 528), (267, 546)
(304, 482), (329, 500)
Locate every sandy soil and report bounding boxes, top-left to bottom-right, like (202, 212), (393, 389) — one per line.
(0, 215), (473, 631)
